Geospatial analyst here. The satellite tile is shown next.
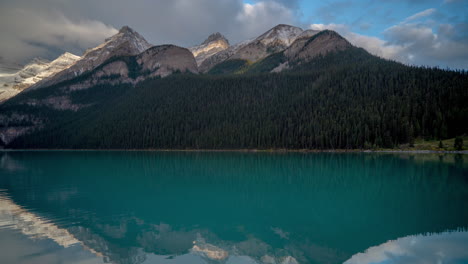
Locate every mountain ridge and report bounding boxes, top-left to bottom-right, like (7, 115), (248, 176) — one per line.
(29, 25), (153, 91)
(0, 24), (466, 149)
(0, 52), (80, 102)
(189, 32), (230, 67)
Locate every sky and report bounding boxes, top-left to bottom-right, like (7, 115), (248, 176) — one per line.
(0, 0), (467, 69)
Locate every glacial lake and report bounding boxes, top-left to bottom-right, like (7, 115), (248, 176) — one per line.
(0, 151), (467, 264)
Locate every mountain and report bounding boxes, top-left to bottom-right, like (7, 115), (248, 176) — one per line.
(189, 33), (229, 66)
(197, 24), (304, 73)
(0, 53), (80, 102)
(207, 29), (347, 75)
(0, 24), (466, 149)
(30, 26), (153, 90)
(0, 44), (197, 145)
(197, 39), (252, 73)
(230, 24), (303, 62)
(52, 44), (197, 91)
(250, 30), (352, 73)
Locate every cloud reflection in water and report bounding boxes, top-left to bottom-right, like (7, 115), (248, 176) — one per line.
(344, 231), (468, 264)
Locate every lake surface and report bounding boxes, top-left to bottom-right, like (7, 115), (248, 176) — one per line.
(0, 151), (467, 264)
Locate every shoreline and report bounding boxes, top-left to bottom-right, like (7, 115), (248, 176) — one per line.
(0, 148), (467, 154)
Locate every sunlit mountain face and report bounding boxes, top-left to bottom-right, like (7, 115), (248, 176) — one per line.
(0, 151), (467, 264)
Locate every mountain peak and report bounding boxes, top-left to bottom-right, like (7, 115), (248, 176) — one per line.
(202, 32), (229, 46)
(190, 32), (230, 66)
(56, 52), (80, 60)
(119, 25), (132, 33)
(272, 24), (299, 29)
(256, 24), (303, 46)
(31, 26), (152, 90)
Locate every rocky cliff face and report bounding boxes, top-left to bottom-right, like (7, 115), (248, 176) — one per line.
(189, 33), (229, 67)
(63, 44), (198, 91)
(30, 26), (152, 90)
(197, 39), (252, 73)
(0, 44), (197, 145)
(0, 53), (80, 102)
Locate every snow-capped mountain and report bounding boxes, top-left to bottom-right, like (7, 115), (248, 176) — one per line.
(256, 24), (304, 47)
(0, 53), (80, 102)
(229, 24), (304, 62)
(189, 33), (229, 66)
(31, 26), (153, 90)
(197, 24), (310, 72)
(282, 30), (352, 67)
(57, 44), (197, 92)
(197, 38), (253, 73)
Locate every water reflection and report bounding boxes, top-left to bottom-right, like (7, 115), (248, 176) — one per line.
(344, 231), (468, 264)
(0, 191), (80, 247)
(0, 151), (467, 264)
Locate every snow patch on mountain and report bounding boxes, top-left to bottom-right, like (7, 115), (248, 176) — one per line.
(229, 24), (304, 62)
(256, 24), (304, 46)
(0, 53), (80, 102)
(31, 26), (153, 90)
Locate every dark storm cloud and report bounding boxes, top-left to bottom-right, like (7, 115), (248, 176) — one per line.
(0, 0), (297, 63)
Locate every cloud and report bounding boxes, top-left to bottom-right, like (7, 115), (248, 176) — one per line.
(236, 1), (295, 39)
(403, 8), (436, 22)
(0, 0), (297, 64)
(310, 7), (468, 70)
(1, 0), (465, 69)
(0, 7), (117, 63)
(251, 0), (300, 9)
(310, 23), (403, 61)
(384, 22), (468, 68)
(344, 231), (468, 264)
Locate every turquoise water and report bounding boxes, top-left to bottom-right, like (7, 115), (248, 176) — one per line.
(0, 151), (467, 264)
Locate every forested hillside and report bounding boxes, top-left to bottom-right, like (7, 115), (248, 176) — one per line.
(4, 48), (467, 150)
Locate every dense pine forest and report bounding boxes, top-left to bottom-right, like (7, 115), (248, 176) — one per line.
(2, 48), (468, 149)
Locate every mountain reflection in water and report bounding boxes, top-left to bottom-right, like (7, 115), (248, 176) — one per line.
(0, 151), (467, 264)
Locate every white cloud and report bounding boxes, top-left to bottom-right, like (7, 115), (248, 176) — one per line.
(310, 11), (468, 70)
(236, 1), (295, 40)
(0, 8), (117, 63)
(310, 23), (403, 61)
(403, 8), (436, 22)
(344, 231), (468, 264)
(0, 0), (297, 63)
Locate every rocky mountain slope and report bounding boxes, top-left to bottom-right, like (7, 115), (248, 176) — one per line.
(2, 24), (464, 150)
(57, 44), (198, 92)
(189, 33), (229, 67)
(229, 24), (303, 62)
(0, 45), (196, 143)
(195, 25), (320, 73)
(30, 26), (153, 90)
(0, 53), (80, 102)
(197, 39), (253, 73)
(208, 29), (350, 75)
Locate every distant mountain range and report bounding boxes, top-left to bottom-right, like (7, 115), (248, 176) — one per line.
(0, 24), (466, 149)
(0, 53), (80, 102)
(0, 24), (347, 102)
